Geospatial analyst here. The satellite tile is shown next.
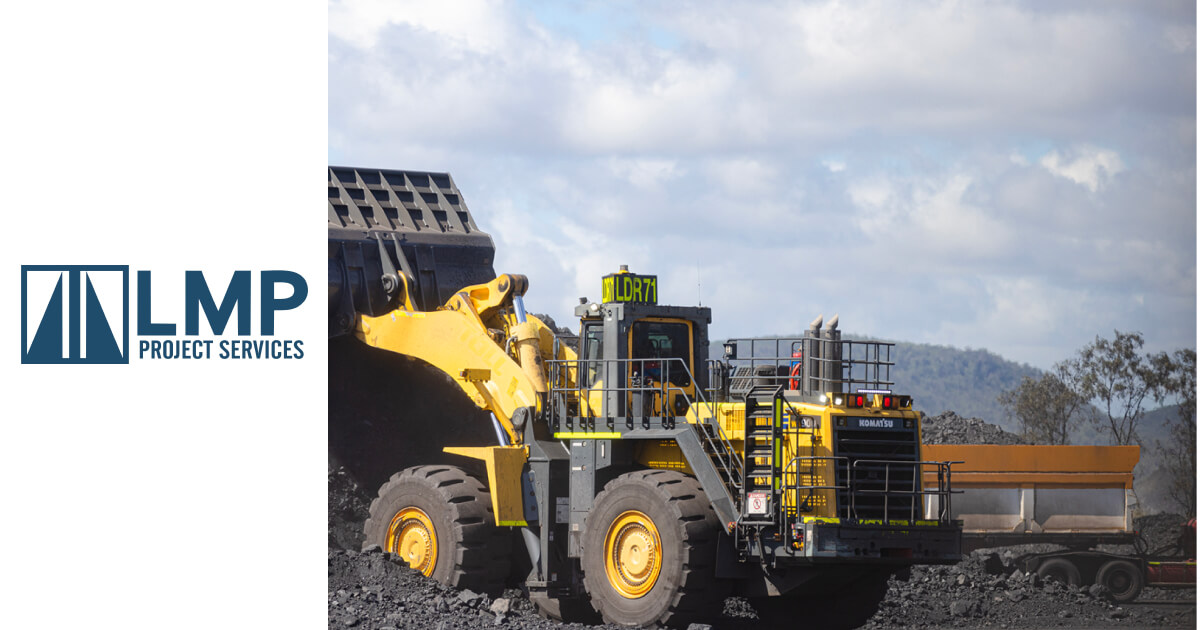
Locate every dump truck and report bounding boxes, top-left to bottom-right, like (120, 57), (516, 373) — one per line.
(923, 444), (1197, 602)
(328, 166), (963, 628)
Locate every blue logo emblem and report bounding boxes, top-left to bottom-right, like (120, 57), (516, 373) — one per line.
(22, 265), (129, 364)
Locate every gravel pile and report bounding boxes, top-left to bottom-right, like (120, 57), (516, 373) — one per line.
(860, 550), (1193, 629)
(1135, 512), (1193, 554)
(329, 546), (630, 630)
(328, 545), (1194, 629)
(329, 459), (371, 551)
(921, 411), (1026, 445)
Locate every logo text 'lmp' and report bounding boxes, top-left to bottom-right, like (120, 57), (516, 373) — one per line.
(21, 266), (308, 365)
(22, 265), (130, 364)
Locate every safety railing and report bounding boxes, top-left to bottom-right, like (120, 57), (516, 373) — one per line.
(545, 357), (744, 491)
(849, 459), (957, 524)
(781, 455), (850, 518)
(720, 335), (896, 399)
(781, 457), (958, 524)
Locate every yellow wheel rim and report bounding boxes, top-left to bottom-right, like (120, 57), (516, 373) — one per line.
(386, 507), (438, 576)
(604, 510), (662, 598)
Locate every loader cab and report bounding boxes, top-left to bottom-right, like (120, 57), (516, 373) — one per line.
(574, 269), (711, 420)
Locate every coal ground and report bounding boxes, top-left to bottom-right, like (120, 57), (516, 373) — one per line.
(329, 349), (1195, 630)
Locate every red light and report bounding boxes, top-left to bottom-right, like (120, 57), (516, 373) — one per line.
(884, 396), (892, 408)
(856, 395), (864, 407)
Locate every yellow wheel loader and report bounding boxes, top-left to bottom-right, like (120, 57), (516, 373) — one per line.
(329, 166), (962, 628)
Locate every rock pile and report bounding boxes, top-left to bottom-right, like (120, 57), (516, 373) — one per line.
(327, 545), (1195, 629)
(859, 550), (1193, 629)
(328, 546), (629, 630)
(1135, 512), (1192, 554)
(328, 459), (370, 551)
(921, 411), (1025, 445)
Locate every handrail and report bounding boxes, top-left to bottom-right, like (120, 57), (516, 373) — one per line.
(722, 335), (897, 397)
(545, 356), (744, 492)
(780, 456), (958, 524)
(849, 459), (958, 523)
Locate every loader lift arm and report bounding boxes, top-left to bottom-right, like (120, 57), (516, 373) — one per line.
(328, 165), (576, 445)
(355, 272), (573, 445)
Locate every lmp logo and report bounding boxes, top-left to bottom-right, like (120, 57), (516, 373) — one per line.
(21, 265), (129, 364)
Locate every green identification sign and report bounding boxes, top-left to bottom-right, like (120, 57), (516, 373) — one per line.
(602, 272), (658, 305)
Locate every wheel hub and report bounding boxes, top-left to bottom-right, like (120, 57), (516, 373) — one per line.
(604, 510), (661, 598)
(386, 507), (437, 576)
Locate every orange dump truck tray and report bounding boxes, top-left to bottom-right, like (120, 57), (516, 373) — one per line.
(922, 445), (1139, 535)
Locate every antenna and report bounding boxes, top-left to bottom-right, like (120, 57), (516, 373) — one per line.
(696, 259), (702, 306)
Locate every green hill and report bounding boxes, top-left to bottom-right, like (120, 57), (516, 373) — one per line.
(886, 341), (1041, 429)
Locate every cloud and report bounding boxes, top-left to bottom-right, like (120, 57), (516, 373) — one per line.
(329, 0), (1196, 369)
(605, 157), (683, 190)
(329, 0), (510, 52)
(1039, 146), (1125, 192)
(822, 158), (846, 173)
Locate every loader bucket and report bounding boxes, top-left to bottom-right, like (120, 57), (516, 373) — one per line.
(328, 166), (497, 336)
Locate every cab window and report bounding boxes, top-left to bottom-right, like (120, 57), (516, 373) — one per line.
(630, 321), (692, 387)
(581, 322), (603, 385)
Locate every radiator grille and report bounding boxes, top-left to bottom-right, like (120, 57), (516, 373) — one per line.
(833, 423), (920, 521)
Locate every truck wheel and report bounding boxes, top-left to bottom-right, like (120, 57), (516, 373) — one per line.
(582, 470), (727, 628)
(1096, 559), (1144, 602)
(362, 465), (511, 595)
(753, 569), (892, 630)
(1036, 558), (1081, 587)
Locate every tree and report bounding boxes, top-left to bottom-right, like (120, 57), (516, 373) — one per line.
(1064, 331), (1170, 446)
(997, 364), (1086, 444)
(1157, 348), (1196, 516)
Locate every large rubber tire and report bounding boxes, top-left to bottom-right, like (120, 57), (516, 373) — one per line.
(362, 465), (511, 595)
(753, 569), (892, 630)
(1095, 559), (1144, 602)
(1037, 557), (1082, 587)
(582, 469), (728, 628)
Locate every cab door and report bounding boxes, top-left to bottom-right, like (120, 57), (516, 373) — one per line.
(628, 318), (695, 417)
(579, 320), (605, 417)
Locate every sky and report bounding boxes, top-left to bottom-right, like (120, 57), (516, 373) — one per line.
(328, 0), (1197, 370)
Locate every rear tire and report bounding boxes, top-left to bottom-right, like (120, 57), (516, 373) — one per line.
(1036, 558), (1081, 587)
(362, 465), (511, 595)
(1095, 559), (1144, 602)
(582, 469), (728, 628)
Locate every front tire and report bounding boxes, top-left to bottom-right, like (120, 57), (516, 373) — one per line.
(362, 465), (511, 595)
(582, 469), (727, 628)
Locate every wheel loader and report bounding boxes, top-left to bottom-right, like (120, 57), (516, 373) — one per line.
(328, 166), (963, 628)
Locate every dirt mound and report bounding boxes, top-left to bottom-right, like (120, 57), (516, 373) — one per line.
(329, 547), (628, 630)
(862, 551), (1193, 629)
(1136, 513), (1191, 553)
(327, 545), (1195, 629)
(328, 459), (371, 551)
(921, 410), (1026, 445)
